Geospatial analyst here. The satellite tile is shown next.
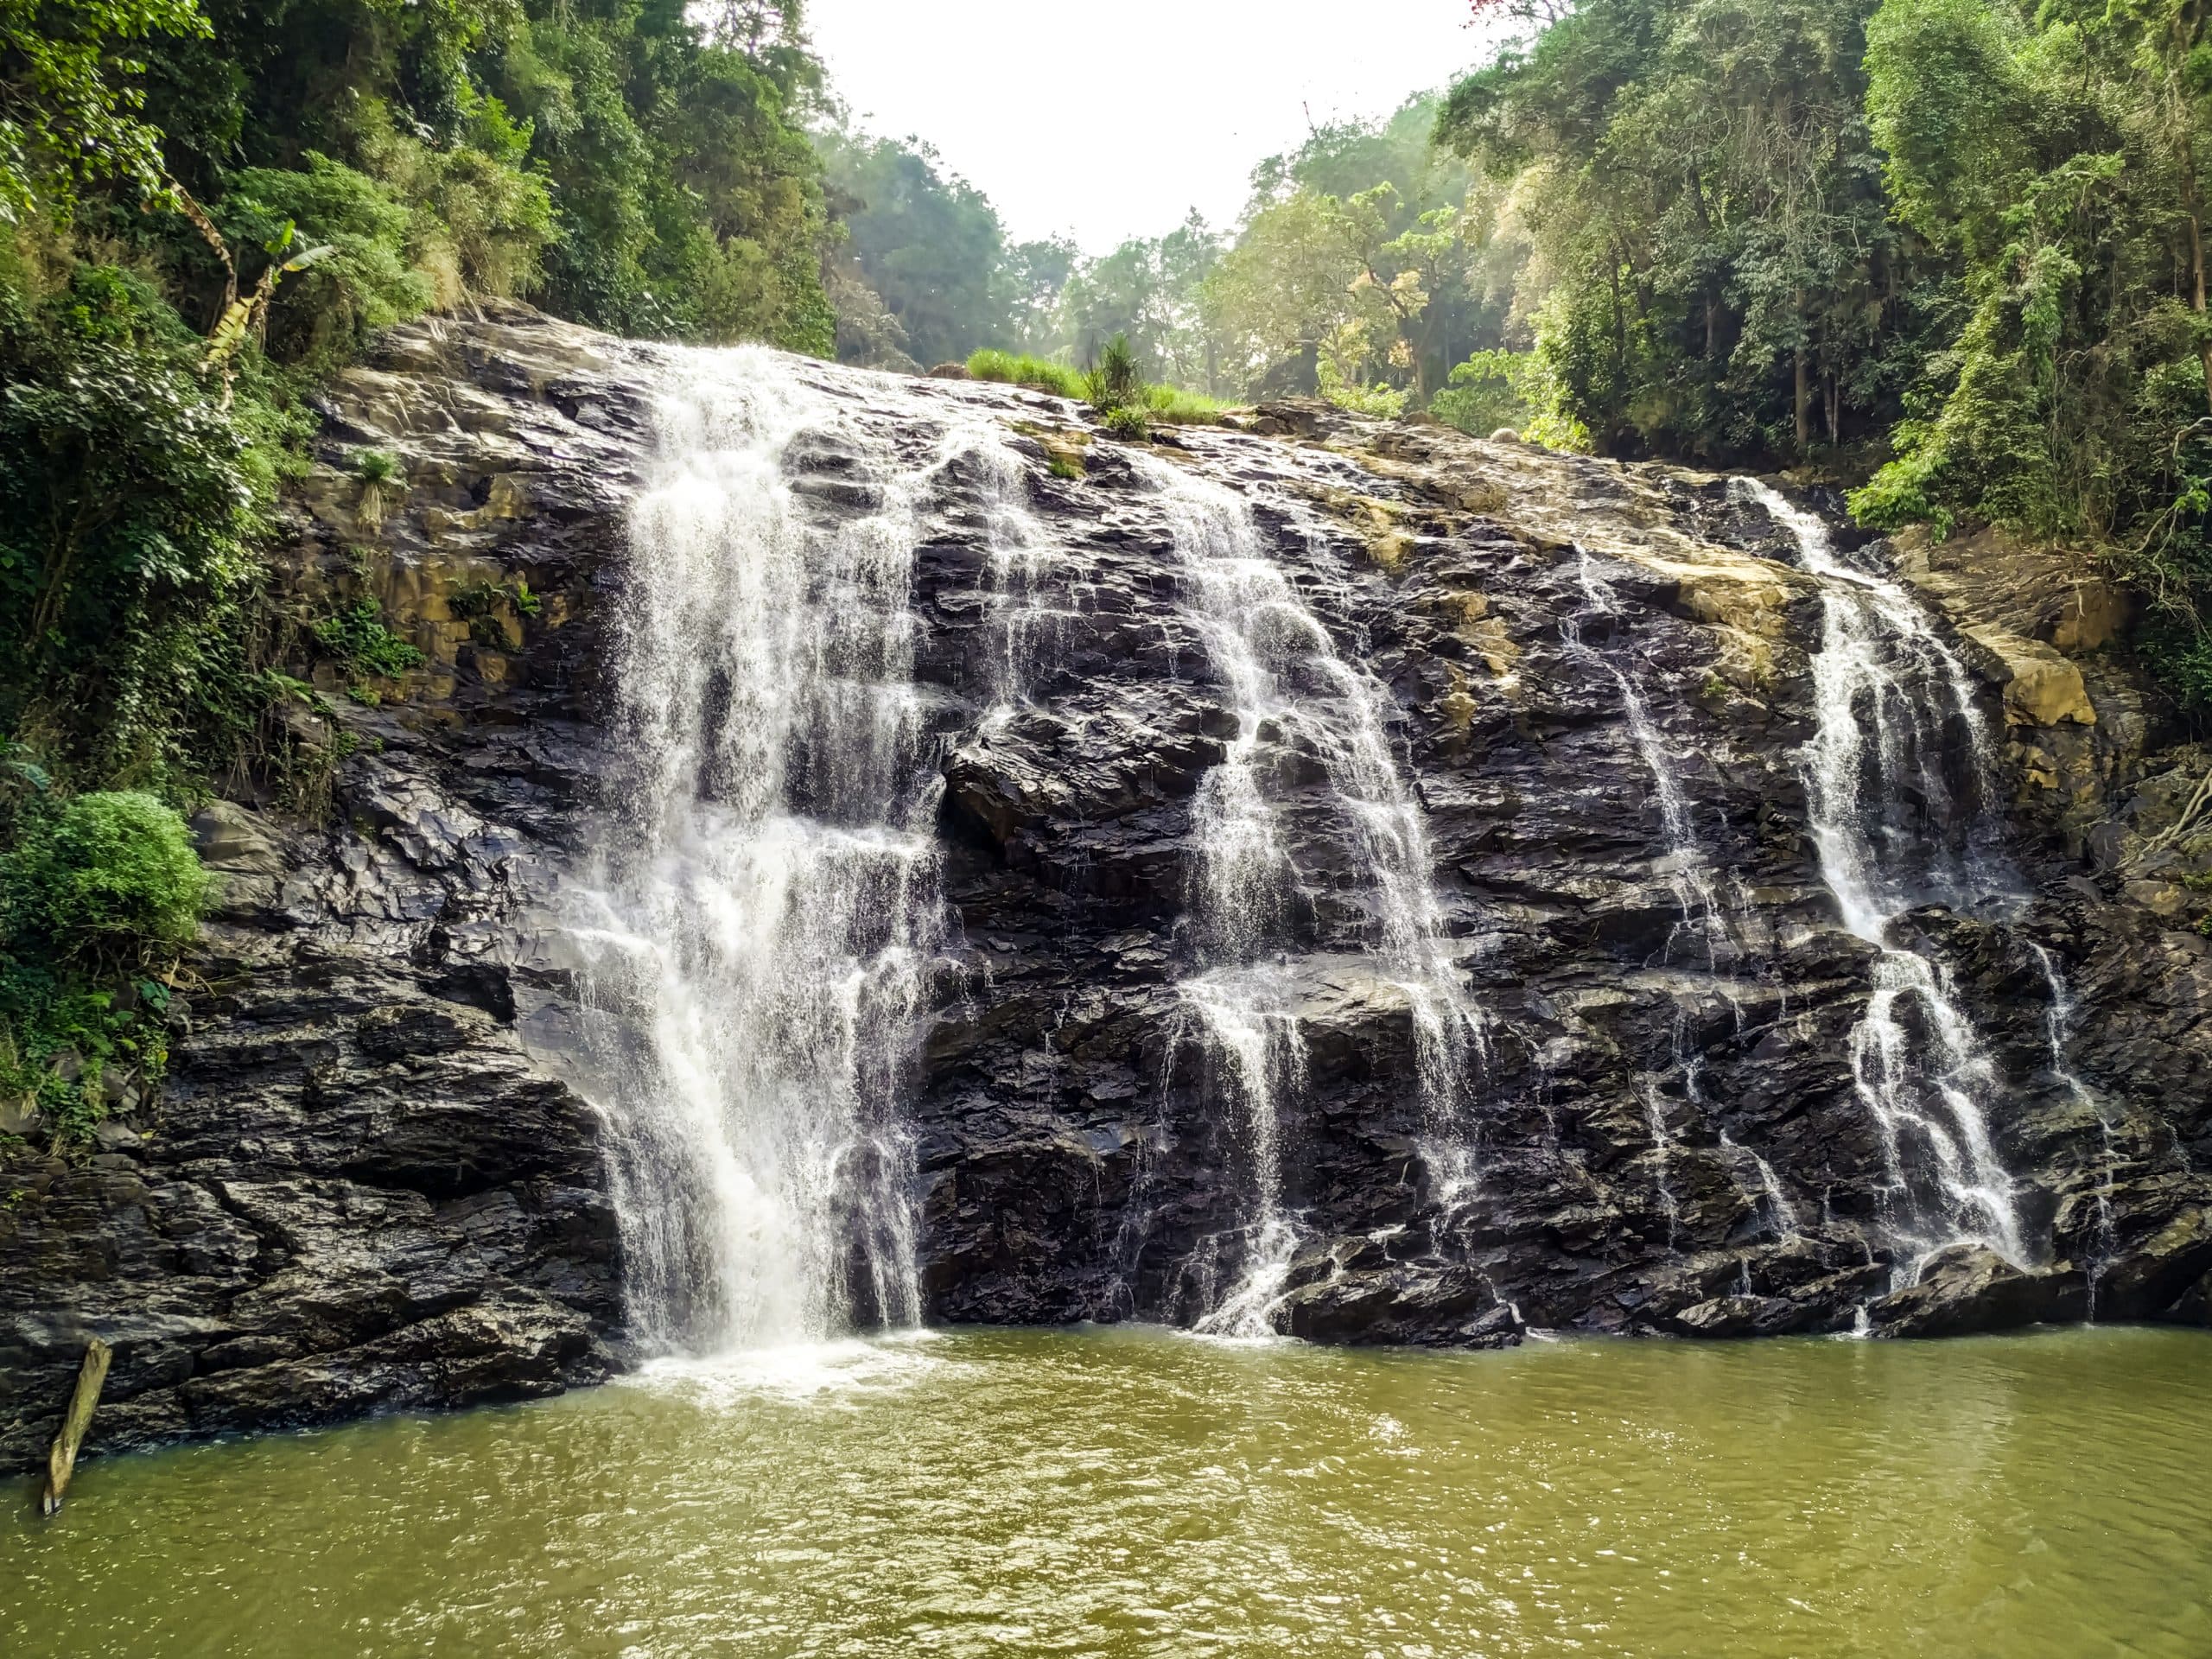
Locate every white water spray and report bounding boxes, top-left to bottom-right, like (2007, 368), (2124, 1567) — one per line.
(1563, 546), (1726, 957)
(1138, 453), (1480, 1333)
(1735, 478), (2025, 1268)
(2030, 943), (2120, 1311)
(570, 347), (948, 1353)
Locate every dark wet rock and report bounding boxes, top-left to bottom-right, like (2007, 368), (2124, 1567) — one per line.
(1868, 1245), (2085, 1338)
(0, 305), (629, 1475)
(9, 304), (2212, 1472)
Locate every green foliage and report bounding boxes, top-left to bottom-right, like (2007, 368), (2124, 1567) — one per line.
(1058, 212), (1224, 389)
(1100, 404), (1152, 442)
(1430, 348), (1533, 436)
(826, 92), (1514, 414)
(450, 576), (538, 647)
(3, 788), (204, 966)
(0, 789), (203, 1142)
(219, 154), (432, 365)
(1318, 358), (1408, 419)
(311, 598), (422, 679)
(1141, 384), (1234, 424)
(968, 346), (1230, 425)
(0, 0), (210, 226)
(0, 257), (308, 791)
(1083, 335), (1146, 413)
(1199, 95), (1518, 407)
(818, 129), (1013, 367)
(1847, 0), (2212, 707)
(968, 349), (1087, 399)
(1442, 0), (1911, 463)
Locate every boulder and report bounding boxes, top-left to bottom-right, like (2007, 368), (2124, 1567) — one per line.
(1958, 624), (2095, 727)
(1868, 1245), (2082, 1339)
(1280, 1259), (1522, 1348)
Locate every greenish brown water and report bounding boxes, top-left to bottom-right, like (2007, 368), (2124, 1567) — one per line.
(5, 1325), (2208, 1657)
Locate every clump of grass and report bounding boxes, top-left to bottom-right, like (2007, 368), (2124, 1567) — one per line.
(973, 340), (1235, 435)
(1144, 385), (1235, 424)
(968, 350), (1088, 400)
(353, 448), (406, 527)
(1317, 364), (1408, 419)
(1101, 404), (1152, 441)
(1082, 336), (1145, 411)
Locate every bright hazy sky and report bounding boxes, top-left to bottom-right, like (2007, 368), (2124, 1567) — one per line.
(806, 1), (1493, 254)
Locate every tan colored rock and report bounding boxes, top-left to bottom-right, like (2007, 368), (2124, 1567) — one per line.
(1959, 625), (2094, 727)
(1459, 616), (1522, 684)
(2050, 578), (2129, 652)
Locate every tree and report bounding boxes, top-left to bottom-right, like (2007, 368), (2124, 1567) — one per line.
(1440, 0), (1910, 462)
(0, 0), (209, 224)
(817, 127), (1009, 366)
(1851, 0), (2212, 702)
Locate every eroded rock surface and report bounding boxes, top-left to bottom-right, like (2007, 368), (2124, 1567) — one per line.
(9, 305), (2212, 1473)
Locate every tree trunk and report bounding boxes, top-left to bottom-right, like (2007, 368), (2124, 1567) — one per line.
(40, 1338), (111, 1517)
(1792, 289), (1814, 455)
(2184, 164), (2212, 415)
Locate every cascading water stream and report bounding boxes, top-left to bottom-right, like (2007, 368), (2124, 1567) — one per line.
(959, 421), (1088, 714)
(1136, 452), (1479, 1334)
(2030, 944), (2120, 1312)
(1734, 478), (2026, 1271)
(569, 346), (948, 1356)
(1562, 546), (1726, 957)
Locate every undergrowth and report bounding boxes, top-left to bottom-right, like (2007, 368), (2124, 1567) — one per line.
(969, 339), (1235, 435)
(0, 791), (207, 1145)
(968, 350), (1088, 400)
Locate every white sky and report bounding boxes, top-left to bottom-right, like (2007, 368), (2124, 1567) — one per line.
(806, 1), (1493, 253)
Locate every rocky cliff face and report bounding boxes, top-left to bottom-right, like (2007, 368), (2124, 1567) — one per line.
(7, 306), (2210, 1471)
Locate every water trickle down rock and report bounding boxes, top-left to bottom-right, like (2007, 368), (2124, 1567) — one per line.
(1733, 480), (2056, 1322)
(1131, 451), (1484, 1337)
(19, 315), (2212, 1472)
(566, 345), (947, 1351)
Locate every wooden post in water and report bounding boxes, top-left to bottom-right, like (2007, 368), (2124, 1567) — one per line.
(39, 1338), (111, 1517)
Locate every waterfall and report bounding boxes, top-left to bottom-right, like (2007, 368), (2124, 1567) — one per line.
(1639, 1078), (1682, 1247)
(1563, 546), (1725, 957)
(1733, 479), (2026, 1269)
(960, 419), (1080, 714)
(2030, 944), (2120, 1311)
(569, 346), (946, 1354)
(1137, 452), (1479, 1334)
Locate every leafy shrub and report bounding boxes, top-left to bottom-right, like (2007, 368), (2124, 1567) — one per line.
(1084, 335), (1146, 413)
(451, 578), (541, 648)
(2, 791), (206, 969)
(1316, 359), (1408, 419)
(0, 791), (203, 1142)
(1430, 350), (1534, 436)
(1101, 404), (1152, 441)
(312, 600), (424, 678)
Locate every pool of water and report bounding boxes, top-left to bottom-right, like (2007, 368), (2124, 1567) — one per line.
(5, 1324), (2208, 1656)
